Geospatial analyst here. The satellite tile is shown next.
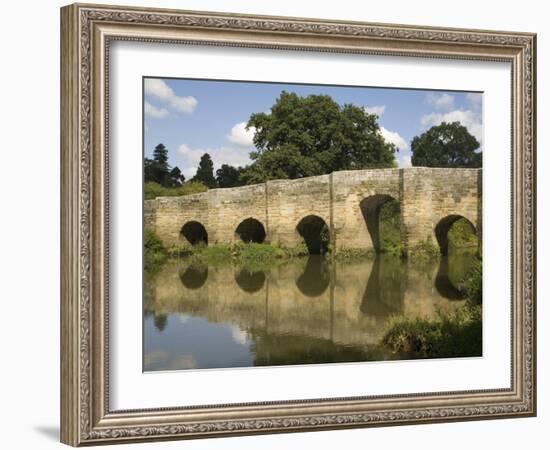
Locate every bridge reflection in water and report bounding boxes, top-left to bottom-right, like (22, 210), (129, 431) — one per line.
(143, 254), (475, 371)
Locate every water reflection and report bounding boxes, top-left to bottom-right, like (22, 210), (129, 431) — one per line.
(296, 256), (330, 297)
(235, 269), (266, 293)
(179, 264), (208, 290)
(144, 253), (477, 371)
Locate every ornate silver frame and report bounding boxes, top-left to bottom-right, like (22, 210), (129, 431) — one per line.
(60, 3), (536, 446)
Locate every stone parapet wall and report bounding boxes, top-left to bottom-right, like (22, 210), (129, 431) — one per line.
(144, 167), (481, 253)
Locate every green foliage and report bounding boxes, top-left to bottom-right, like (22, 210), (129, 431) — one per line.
(448, 218), (478, 249)
(216, 164), (245, 188)
(240, 91), (396, 184)
(378, 200), (402, 256)
(383, 303), (482, 358)
(464, 258), (482, 305)
(333, 247), (375, 260)
(144, 143), (185, 187)
(144, 228), (167, 272)
(192, 153), (217, 188)
(144, 181), (208, 200)
(411, 121), (481, 168)
(408, 236), (441, 263)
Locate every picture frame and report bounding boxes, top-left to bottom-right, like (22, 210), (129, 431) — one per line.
(60, 2), (536, 446)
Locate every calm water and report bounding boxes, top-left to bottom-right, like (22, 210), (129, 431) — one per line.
(143, 254), (476, 371)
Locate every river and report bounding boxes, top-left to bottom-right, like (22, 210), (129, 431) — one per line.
(143, 253), (477, 371)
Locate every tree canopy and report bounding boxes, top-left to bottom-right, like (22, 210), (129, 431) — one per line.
(411, 121), (481, 168)
(240, 91), (396, 184)
(216, 164), (244, 188)
(192, 153), (217, 188)
(144, 143), (186, 187)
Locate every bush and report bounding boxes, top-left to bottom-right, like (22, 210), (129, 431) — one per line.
(408, 237), (440, 263)
(333, 247), (375, 260)
(383, 303), (482, 358)
(144, 181), (208, 200)
(464, 258), (482, 304)
(144, 228), (167, 271)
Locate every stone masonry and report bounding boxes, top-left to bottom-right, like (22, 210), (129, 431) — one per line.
(145, 167), (482, 255)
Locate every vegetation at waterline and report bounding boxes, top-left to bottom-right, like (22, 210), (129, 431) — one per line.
(382, 258), (483, 359)
(144, 228), (312, 272)
(144, 228), (168, 272)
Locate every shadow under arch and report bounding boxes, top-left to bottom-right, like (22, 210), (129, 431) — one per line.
(296, 256), (330, 297)
(434, 215), (476, 256)
(180, 221), (208, 246)
(296, 215), (330, 254)
(359, 194), (400, 253)
(235, 218), (266, 243)
(235, 268), (266, 293)
(360, 256), (405, 317)
(179, 264), (208, 290)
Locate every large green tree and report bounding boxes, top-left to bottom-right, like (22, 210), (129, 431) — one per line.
(192, 153), (217, 188)
(216, 164), (243, 188)
(144, 143), (185, 187)
(411, 121), (481, 168)
(240, 91), (396, 184)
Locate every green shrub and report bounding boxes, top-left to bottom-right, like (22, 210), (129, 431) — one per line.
(448, 218), (478, 249)
(144, 228), (167, 272)
(408, 237), (440, 263)
(378, 200), (402, 256)
(464, 258), (482, 304)
(334, 247), (375, 260)
(383, 303), (482, 358)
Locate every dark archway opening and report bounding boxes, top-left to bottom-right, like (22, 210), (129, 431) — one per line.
(435, 215), (476, 256)
(296, 215), (330, 255)
(296, 256), (330, 297)
(180, 221), (208, 246)
(360, 195), (401, 254)
(179, 264), (208, 290)
(235, 268), (266, 293)
(235, 218), (266, 244)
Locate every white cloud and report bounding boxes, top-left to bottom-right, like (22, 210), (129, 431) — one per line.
(178, 143), (253, 179)
(380, 127), (407, 151)
(426, 93), (455, 110)
(420, 109), (482, 143)
(226, 122), (256, 148)
(144, 101), (169, 119)
(363, 105), (386, 116)
(398, 154), (412, 168)
(144, 78), (197, 113)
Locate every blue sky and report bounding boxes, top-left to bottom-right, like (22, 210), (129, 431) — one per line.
(143, 77), (482, 179)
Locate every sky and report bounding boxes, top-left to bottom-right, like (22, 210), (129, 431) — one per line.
(143, 77), (483, 179)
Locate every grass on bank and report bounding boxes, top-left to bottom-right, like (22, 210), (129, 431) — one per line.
(144, 227), (312, 273)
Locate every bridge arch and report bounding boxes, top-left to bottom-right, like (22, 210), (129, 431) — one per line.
(434, 215), (476, 256)
(296, 215), (330, 255)
(180, 221), (208, 246)
(235, 218), (266, 244)
(359, 194), (400, 253)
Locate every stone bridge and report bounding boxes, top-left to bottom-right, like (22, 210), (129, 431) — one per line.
(144, 167), (482, 255)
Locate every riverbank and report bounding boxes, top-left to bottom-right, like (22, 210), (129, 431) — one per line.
(381, 258), (482, 359)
